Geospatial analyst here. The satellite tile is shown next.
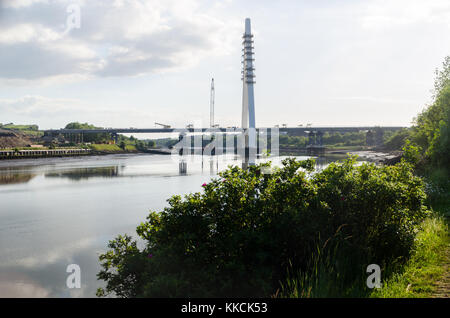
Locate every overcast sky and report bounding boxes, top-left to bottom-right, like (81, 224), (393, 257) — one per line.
(0, 0), (449, 130)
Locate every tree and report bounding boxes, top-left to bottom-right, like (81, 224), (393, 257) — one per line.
(425, 85), (450, 172)
(383, 128), (411, 151)
(433, 56), (450, 100)
(97, 158), (429, 298)
(64, 122), (110, 144)
(404, 56), (450, 176)
(382, 56), (450, 175)
(65, 122), (98, 130)
(365, 130), (374, 146)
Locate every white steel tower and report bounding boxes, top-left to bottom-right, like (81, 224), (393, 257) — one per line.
(241, 18), (256, 129)
(241, 18), (256, 159)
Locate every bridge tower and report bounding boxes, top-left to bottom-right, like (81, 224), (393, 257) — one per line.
(210, 78), (215, 128)
(241, 18), (256, 160)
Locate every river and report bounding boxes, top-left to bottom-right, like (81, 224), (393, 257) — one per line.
(0, 154), (324, 297)
(0, 153), (349, 298)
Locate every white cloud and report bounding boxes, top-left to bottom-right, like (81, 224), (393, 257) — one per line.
(0, 0), (239, 82)
(330, 96), (419, 104)
(360, 0), (450, 30)
(0, 23), (65, 44)
(1, 0), (49, 9)
(0, 94), (183, 129)
(0, 95), (80, 115)
(0, 280), (50, 298)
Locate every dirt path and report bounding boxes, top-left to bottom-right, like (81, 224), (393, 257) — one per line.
(432, 244), (450, 298)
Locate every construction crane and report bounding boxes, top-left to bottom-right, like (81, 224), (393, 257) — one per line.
(154, 122), (171, 129)
(210, 78), (215, 128)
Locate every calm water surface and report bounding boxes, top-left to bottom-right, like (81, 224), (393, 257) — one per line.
(0, 153), (328, 297)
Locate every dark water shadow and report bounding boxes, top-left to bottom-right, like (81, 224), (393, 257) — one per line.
(44, 166), (121, 181)
(0, 167), (36, 185)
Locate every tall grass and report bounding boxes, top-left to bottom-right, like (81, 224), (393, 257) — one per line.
(371, 216), (448, 297)
(277, 243), (370, 298)
(370, 171), (449, 298)
(426, 168), (450, 219)
(277, 216), (448, 298)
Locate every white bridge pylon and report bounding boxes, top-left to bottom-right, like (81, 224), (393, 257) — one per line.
(241, 18), (257, 160)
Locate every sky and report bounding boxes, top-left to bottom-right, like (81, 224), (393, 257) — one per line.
(0, 0), (449, 130)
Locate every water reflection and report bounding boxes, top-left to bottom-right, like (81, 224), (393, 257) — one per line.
(45, 166), (121, 181)
(315, 155), (342, 170)
(0, 173), (35, 185)
(0, 167), (36, 185)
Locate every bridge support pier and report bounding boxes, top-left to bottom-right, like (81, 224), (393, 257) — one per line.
(178, 133), (186, 156)
(375, 128), (384, 146)
(179, 160), (187, 175)
(111, 133), (119, 145)
(308, 131), (315, 145)
(316, 131), (323, 146)
(366, 130), (375, 146)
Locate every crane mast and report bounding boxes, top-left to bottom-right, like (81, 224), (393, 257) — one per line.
(210, 78), (215, 128)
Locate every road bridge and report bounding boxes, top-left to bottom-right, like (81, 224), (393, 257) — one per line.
(43, 126), (405, 135)
(43, 126), (405, 146)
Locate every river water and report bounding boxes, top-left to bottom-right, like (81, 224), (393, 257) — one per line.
(0, 153), (340, 297)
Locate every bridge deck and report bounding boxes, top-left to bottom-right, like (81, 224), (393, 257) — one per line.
(43, 126), (406, 135)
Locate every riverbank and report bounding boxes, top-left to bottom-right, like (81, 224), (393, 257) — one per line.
(0, 148), (92, 159)
(280, 147), (401, 164)
(372, 180), (449, 298)
(1, 140), (401, 165)
(0, 144), (167, 160)
(341, 150), (402, 164)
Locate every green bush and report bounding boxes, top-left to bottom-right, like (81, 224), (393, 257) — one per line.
(97, 157), (430, 297)
(409, 56), (450, 176)
(383, 128), (412, 151)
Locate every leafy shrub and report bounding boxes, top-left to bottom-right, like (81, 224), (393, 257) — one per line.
(97, 157), (430, 297)
(401, 140), (422, 166)
(409, 56), (450, 176)
(383, 128), (412, 151)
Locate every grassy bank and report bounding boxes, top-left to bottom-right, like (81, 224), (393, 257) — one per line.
(277, 172), (450, 299)
(371, 216), (448, 297)
(89, 144), (137, 152)
(1, 124), (38, 131)
(277, 215), (448, 298)
(0, 124), (42, 137)
(372, 178), (450, 298)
